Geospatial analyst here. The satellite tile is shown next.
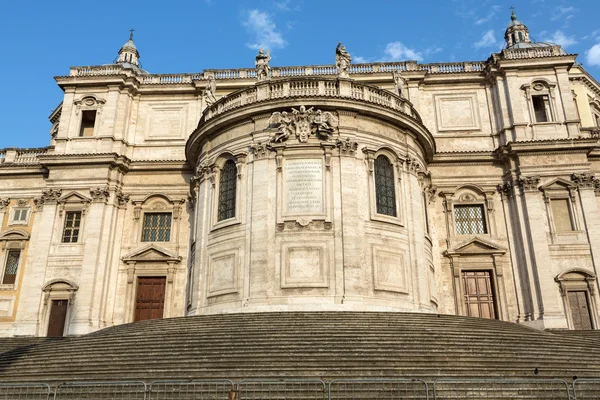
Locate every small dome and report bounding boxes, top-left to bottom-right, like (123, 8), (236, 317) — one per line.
(120, 38), (137, 52)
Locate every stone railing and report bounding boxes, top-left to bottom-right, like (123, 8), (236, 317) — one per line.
(67, 61), (486, 83)
(581, 127), (600, 138)
(0, 147), (51, 165)
(502, 46), (564, 60)
(203, 77), (420, 123)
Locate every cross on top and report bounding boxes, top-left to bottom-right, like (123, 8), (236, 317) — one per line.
(129, 29), (135, 40)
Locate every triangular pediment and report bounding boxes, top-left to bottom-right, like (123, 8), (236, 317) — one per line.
(540, 177), (575, 191)
(122, 244), (181, 263)
(58, 191), (91, 204)
(447, 238), (506, 255)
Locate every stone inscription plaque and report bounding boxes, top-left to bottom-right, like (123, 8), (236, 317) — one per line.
(284, 159), (323, 215)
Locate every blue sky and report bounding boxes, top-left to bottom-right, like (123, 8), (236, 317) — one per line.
(1, 0), (599, 148)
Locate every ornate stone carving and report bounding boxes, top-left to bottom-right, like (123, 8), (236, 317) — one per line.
(496, 181), (514, 198)
(34, 189), (62, 210)
(459, 193), (476, 202)
(0, 198), (10, 211)
(517, 176), (540, 192)
(204, 76), (217, 106)
(90, 187), (110, 203)
(74, 95), (106, 116)
(277, 219), (333, 231)
(248, 141), (272, 159)
(335, 42), (352, 78)
(16, 199), (28, 207)
(268, 106), (338, 143)
(425, 185), (438, 203)
(392, 71), (407, 98)
(571, 173), (596, 189)
(116, 191), (130, 207)
(255, 49), (271, 81)
(406, 156), (422, 174)
(336, 137), (359, 155)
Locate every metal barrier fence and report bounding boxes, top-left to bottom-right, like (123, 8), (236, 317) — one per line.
(329, 379), (429, 400)
(0, 383), (51, 400)
(238, 379), (326, 400)
(433, 379), (571, 399)
(54, 381), (147, 400)
(148, 380), (234, 400)
(573, 378), (600, 399)
(3, 378), (599, 399)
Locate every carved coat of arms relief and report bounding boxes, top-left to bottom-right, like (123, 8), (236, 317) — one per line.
(268, 105), (338, 143)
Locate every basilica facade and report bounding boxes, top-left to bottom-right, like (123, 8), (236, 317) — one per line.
(1, 13), (600, 337)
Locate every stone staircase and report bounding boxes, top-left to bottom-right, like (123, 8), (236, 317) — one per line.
(0, 312), (599, 383)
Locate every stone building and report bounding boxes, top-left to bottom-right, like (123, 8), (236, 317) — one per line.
(1, 12), (599, 338)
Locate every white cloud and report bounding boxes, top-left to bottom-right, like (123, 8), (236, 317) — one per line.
(243, 10), (287, 50)
(274, 0), (299, 12)
(551, 6), (576, 21)
(543, 30), (577, 48)
(425, 46), (443, 56)
(353, 56), (369, 64)
(383, 42), (423, 62)
(475, 5), (502, 25)
(586, 44), (600, 67)
(474, 30), (497, 49)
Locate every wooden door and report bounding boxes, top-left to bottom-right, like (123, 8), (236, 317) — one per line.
(568, 291), (593, 330)
(47, 300), (68, 337)
(462, 270), (497, 319)
(135, 277), (166, 322)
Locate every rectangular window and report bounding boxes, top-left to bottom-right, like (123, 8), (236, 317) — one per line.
(142, 213), (172, 242)
(454, 205), (487, 235)
(79, 110), (97, 137)
(62, 211), (82, 243)
(11, 208), (28, 224)
(2, 250), (20, 285)
(551, 199), (574, 232)
(532, 95), (549, 123)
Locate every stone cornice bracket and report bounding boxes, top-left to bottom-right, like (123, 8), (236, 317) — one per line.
(34, 189), (62, 210)
(90, 187), (110, 203)
(496, 181), (514, 199)
(335, 137), (359, 156)
(517, 176), (540, 193)
(361, 147), (375, 174)
(571, 173), (596, 190)
(115, 190), (130, 207)
(425, 185), (438, 203)
(248, 141), (274, 160)
(406, 156), (423, 175)
(0, 198), (10, 211)
(191, 159), (211, 188)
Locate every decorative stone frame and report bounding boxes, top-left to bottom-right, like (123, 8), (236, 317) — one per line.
(362, 147), (405, 226)
(39, 279), (78, 337)
(73, 95), (106, 138)
(0, 229), (29, 290)
(8, 202), (31, 227)
(444, 238), (509, 321)
(521, 79), (558, 124)
(440, 185), (497, 240)
(53, 192), (91, 247)
(121, 245), (182, 322)
(209, 152), (246, 231)
(589, 97), (600, 127)
(132, 194), (185, 245)
(539, 178), (585, 244)
(555, 269), (598, 330)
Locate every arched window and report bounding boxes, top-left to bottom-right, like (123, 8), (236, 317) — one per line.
(374, 155), (397, 217)
(518, 32), (523, 42)
(217, 160), (237, 221)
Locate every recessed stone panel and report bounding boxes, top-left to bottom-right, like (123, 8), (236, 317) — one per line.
(281, 244), (329, 288)
(284, 159), (324, 216)
(146, 104), (188, 140)
(0, 297), (14, 317)
(372, 246), (408, 294)
(435, 94), (481, 132)
(207, 249), (238, 297)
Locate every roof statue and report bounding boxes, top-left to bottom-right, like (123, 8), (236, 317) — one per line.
(255, 49), (271, 81)
(335, 42), (352, 78)
(392, 71), (407, 99)
(204, 76), (217, 106)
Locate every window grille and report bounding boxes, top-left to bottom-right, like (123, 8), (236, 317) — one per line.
(142, 213), (172, 242)
(3, 250), (20, 285)
(62, 211), (82, 243)
(454, 205), (487, 235)
(374, 155), (397, 217)
(217, 160), (237, 221)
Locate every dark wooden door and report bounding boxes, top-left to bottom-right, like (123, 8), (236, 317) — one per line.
(462, 270), (497, 319)
(47, 300), (68, 337)
(568, 291), (593, 330)
(135, 277), (166, 322)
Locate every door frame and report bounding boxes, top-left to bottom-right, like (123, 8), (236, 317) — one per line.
(39, 279), (78, 337)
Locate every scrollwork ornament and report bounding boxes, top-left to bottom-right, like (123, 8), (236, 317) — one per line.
(0, 198), (10, 211)
(90, 187), (110, 203)
(517, 176), (540, 192)
(336, 137), (359, 155)
(571, 173), (596, 190)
